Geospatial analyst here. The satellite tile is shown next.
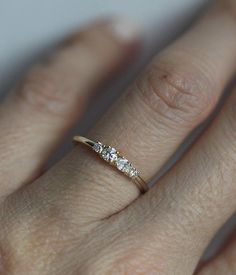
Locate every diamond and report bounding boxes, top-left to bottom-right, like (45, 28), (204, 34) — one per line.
(116, 158), (138, 177)
(123, 163), (132, 174)
(93, 142), (103, 153)
(101, 146), (118, 162)
(129, 167), (139, 178)
(116, 157), (129, 171)
(94, 142), (139, 178)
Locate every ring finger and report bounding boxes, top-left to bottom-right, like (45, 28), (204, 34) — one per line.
(28, 0), (236, 221)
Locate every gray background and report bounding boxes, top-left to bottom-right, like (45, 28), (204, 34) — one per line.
(0, 0), (234, 266)
(0, 0), (207, 95)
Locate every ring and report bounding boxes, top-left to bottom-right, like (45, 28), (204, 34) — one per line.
(73, 136), (149, 194)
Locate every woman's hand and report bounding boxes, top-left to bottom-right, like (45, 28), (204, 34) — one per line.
(1, 1), (236, 274)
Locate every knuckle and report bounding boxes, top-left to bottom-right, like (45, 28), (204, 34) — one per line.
(15, 65), (68, 116)
(135, 61), (215, 125)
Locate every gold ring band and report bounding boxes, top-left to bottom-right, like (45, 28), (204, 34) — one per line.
(73, 136), (149, 194)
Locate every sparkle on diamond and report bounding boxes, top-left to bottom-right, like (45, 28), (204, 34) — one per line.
(116, 157), (138, 178)
(93, 142), (103, 153)
(116, 157), (129, 171)
(129, 167), (139, 178)
(93, 142), (139, 179)
(101, 146), (118, 162)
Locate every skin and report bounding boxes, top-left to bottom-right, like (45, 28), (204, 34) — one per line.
(0, 0), (236, 274)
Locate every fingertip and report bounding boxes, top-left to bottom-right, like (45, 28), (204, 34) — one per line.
(62, 17), (142, 51)
(105, 17), (142, 45)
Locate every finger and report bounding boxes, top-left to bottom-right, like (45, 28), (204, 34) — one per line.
(197, 232), (236, 275)
(28, 0), (236, 220)
(0, 19), (139, 197)
(119, 83), (236, 275)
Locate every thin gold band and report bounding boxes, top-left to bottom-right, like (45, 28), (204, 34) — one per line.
(73, 136), (149, 194)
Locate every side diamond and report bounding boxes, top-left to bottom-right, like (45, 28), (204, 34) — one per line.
(93, 142), (103, 153)
(116, 157), (129, 171)
(123, 163), (132, 174)
(129, 167), (139, 178)
(116, 158), (138, 178)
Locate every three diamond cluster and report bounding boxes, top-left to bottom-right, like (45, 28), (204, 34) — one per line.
(93, 142), (139, 178)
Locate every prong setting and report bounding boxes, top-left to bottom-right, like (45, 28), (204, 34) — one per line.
(92, 141), (139, 179)
(74, 136), (148, 193)
(92, 142), (103, 153)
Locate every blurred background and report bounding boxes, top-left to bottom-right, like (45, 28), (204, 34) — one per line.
(0, 0), (207, 96)
(1, 0), (233, 264)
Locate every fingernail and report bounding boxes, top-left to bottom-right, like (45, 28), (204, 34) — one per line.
(106, 17), (141, 43)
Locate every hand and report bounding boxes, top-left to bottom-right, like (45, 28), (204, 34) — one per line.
(1, 1), (236, 274)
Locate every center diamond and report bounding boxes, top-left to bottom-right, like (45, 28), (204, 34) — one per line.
(101, 146), (117, 162)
